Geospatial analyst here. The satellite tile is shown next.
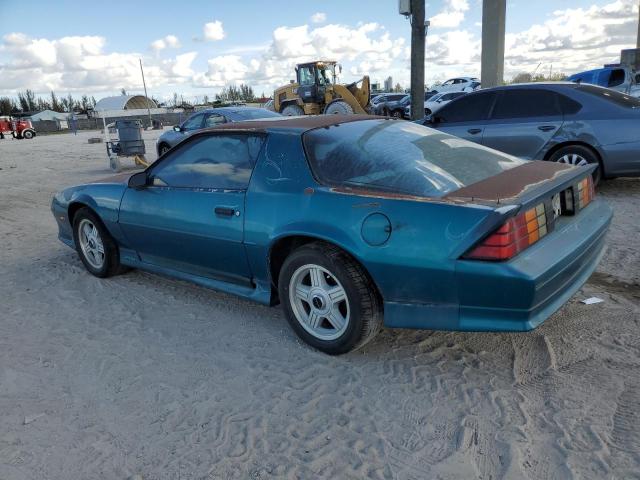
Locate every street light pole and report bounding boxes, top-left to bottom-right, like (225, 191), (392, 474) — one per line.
(409, 0), (426, 121)
(139, 58), (153, 129)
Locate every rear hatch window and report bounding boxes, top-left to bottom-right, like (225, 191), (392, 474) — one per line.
(577, 84), (640, 108)
(302, 119), (526, 198)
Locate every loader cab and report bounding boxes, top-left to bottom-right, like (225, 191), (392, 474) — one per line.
(296, 62), (337, 104)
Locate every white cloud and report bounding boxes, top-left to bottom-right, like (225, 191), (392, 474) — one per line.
(0, 0), (637, 99)
(193, 55), (249, 87)
(430, 0), (469, 29)
(503, 0), (638, 76)
(150, 34), (181, 52)
(311, 12), (326, 24)
(0, 32), (194, 94)
(203, 20), (225, 41)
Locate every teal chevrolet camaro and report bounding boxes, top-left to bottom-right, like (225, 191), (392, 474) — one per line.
(51, 115), (612, 354)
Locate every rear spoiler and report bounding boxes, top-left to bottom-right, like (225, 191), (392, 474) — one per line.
(443, 161), (592, 206)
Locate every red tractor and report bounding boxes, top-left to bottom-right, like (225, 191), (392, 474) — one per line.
(0, 116), (36, 139)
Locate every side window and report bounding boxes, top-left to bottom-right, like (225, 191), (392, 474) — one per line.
(150, 134), (264, 190)
(437, 91), (496, 123)
(557, 94), (583, 115)
(182, 113), (204, 131)
(299, 67), (315, 86)
(203, 114), (226, 127)
(491, 90), (560, 119)
(608, 69), (625, 88)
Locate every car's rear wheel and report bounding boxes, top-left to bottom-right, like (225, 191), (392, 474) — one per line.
(281, 104), (304, 116)
(391, 110), (403, 118)
(22, 130), (34, 139)
(549, 145), (602, 185)
(72, 207), (125, 278)
(278, 242), (383, 355)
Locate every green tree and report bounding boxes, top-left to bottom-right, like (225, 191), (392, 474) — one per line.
(50, 91), (63, 111)
(0, 97), (15, 116)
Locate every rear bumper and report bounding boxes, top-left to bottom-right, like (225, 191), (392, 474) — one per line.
(384, 199), (612, 332)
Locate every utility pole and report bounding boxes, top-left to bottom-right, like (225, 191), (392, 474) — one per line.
(409, 0), (426, 120)
(637, 0), (640, 48)
(139, 58), (153, 129)
(481, 0), (506, 88)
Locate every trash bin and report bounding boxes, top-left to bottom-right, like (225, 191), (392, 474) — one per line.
(115, 120), (145, 155)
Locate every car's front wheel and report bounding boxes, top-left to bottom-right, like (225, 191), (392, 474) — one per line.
(549, 145), (602, 185)
(278, 242), (383, 355)
(72, 207), (125, 278)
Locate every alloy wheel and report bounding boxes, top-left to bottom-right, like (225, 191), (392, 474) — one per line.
(557, 153), (589, 167)
(288, 264), (350, 341)
(78, 219), (105, 269)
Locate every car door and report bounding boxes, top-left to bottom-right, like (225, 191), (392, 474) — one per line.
(118, 133), (265, 285)
(429, 91), (497, 144)
(481, 89), (564, 159)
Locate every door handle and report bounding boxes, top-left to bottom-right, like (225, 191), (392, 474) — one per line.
(467, 128), (482, 134)
(214, 206), (237, 217)
(538, 125), (556, 132)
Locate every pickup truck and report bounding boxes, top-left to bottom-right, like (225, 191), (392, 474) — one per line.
(568, 65), (640, 97)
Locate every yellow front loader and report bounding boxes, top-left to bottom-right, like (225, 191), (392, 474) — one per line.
(271, 61), (370, 115)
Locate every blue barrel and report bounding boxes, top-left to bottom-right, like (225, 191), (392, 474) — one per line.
(115, 120), (145, 155)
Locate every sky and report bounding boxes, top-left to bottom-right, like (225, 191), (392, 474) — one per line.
(0, 0), (638, 103)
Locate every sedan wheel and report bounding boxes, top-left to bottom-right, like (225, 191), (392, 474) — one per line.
(278, 242), (383, 355)
(289, 264), (350, 341)
(78, 219), (105, 270)
(557, 153), (589, 167)
(549, 145), (602, 185)
(72, 207), (126, 278)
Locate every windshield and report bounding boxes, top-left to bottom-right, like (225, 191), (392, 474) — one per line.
(303, 120), (526, 198)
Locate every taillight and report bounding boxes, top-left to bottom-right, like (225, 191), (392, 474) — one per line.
(465, 203), (548, 261)
(577, 176), (595, 209)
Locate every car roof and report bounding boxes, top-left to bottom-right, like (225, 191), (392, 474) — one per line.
(198, 106), (263, 114)
(472, 82), (580, 93)
(199, 114), (387, 134)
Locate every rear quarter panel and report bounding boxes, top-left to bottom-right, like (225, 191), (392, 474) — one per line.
(244, 131), (497, 307)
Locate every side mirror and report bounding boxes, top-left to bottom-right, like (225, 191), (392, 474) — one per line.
(128, 171), (148, 189)
(173, 125), (182, 132)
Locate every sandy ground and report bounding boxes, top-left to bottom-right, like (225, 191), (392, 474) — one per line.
(1, 129), (639, 480)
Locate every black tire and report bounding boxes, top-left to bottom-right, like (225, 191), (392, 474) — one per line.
(548, 145), (602, 185)
(22, 130), (34, 139)
(424, 108), (432, 116)
(158, 143), (171, 156)
(72, 207), (125, 278)
(391, 109), (403, 118)
(278, 242), (383, 355)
